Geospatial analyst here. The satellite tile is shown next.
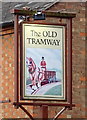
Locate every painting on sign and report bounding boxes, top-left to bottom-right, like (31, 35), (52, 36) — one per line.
(21, 23), (66, 100)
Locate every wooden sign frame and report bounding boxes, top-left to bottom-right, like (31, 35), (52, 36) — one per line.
(11, 9), (75, 119)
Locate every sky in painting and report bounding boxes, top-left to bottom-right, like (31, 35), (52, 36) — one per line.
(26, 48), (63, 80)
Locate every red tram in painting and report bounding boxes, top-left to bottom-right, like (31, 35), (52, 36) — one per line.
(41, 71), (56, 86)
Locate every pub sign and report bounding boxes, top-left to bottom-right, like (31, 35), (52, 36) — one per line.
(20, 23), (66, 100)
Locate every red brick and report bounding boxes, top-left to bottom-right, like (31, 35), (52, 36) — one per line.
(80, 32), (87, 36)
(80, 77), (87, 81)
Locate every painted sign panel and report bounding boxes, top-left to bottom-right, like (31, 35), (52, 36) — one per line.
(21, 23), (66, 100)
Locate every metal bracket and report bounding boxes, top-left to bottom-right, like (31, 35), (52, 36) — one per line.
(13, 102), (75, 120)
(19, 105), (34, 120)
(53, 107), (67, 120)
(0, 99), (11, 103)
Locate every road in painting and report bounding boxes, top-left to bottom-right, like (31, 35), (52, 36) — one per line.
(25, 48), (63, 96)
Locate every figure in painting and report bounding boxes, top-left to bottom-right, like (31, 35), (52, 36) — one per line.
(40, 57), (46, 71)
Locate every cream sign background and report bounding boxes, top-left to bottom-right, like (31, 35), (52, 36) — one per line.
(23, 24), (64, 49)
(22, 23), (66, 100)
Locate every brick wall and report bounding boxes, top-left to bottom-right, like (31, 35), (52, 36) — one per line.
(0, 30), (2, 118)
(0, 28), (33, 119)
(0, 1), (87, 119)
